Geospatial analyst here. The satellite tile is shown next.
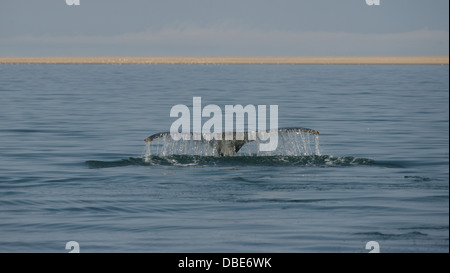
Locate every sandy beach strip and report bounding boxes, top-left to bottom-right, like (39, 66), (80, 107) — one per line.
(0, 56), (448, 65)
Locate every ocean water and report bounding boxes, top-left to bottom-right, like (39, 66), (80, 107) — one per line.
(0, 64), (448, 253)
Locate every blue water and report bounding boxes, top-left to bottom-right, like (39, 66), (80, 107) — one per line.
(0, 64), (448, 253)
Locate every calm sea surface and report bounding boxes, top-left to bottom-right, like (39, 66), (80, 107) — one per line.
(0, 64), (448, 252)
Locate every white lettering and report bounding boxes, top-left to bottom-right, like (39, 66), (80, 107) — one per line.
(66, 0), (80, 6)
(365, 0), (380, 6)
(169, 97), (279, 151)
(170, 104), (191, 141)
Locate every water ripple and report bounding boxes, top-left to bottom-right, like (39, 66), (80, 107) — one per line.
(85, 155), (387, 169)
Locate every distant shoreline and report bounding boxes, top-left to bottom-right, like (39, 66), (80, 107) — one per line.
(0, 56), (448, 65)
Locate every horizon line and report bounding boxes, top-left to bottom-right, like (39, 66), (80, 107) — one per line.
(0, 56), (448, 65)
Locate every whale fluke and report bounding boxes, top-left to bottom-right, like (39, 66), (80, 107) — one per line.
(145, 127), (319, 156)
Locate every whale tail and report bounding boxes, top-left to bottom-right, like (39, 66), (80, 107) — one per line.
(145, 127), (319, 157)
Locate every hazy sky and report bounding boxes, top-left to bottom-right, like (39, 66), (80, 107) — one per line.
(0, 0), (448, 56)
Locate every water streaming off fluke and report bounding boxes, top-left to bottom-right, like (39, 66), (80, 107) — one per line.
(143, 127), (321, 159)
